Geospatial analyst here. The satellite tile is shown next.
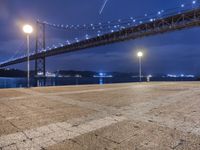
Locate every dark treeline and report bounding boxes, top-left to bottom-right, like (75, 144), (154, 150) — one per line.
(0, 69), (27, 77)
(55, 70), (138, 78)
(0, 69), (139, 78)
(0, 69), (199, 80)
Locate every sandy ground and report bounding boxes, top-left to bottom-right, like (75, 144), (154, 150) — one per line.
(0, 82), (200, 150)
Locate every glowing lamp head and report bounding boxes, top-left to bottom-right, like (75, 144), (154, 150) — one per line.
(23, 24), (33, 34)
(137, 51), (143, 57)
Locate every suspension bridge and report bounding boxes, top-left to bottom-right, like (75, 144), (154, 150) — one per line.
(0, 2), (200, 80)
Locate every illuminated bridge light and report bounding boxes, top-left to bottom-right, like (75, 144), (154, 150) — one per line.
(59, 43), (64, 47)
(192, 1), (196, 4)
(75, 38), (79, 42)
(85, 34), (89, 40)
(99, 73), (104, 76)
(53, 45), (57, 49)
(67, 40), (70, 43)
(157, 11), (161, 15)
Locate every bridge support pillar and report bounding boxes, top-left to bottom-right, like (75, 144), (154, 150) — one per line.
(35, 21), (46, 87)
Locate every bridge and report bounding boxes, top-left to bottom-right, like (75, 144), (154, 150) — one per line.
(0, 2), (200, 80)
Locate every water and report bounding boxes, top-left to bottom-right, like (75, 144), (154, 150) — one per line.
(0, 78), (27, 88)
(0, 77), (197, 89)
(0, 77), (140, 88)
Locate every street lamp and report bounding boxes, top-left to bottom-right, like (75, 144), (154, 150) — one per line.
(23, 24), (33, 88)
(137, 51), (143, 82)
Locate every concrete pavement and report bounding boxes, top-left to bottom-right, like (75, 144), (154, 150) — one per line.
(0, 82), (200, 149)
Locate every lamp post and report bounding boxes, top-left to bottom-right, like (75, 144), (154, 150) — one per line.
(23, 24), (33, 88)
(137, 51), (143, 82)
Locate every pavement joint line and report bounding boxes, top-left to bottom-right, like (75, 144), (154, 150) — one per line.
(0, 115), (127, 150)
(46, 83), (187, 96)
(0, 97), (27, 101)
(44, 95), (118, 113)
(0, 85), (133, 102)
(48, 85), (137, 95)
(18, 86), (133, 96)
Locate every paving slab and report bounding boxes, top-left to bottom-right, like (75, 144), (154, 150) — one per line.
(31, 83), (132, 94)
(72, 132), (117, 150)
(59, 83), (190, 108)
(0, 89), (29, 99)
(47, 140), (85, 150)
(113, 121), (200, 150)
(95, 120), (143, 144)
(148, 88), (200, 124)
(0, 96), (95, 135)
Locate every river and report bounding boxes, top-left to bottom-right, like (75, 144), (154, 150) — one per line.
(0, 77), (197, 89)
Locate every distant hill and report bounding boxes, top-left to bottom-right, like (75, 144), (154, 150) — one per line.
(0, 69), (139, 78)
(56, 70), (95, 77)
(0, 69), (27, 77)
(0, 69), (198, 80)
(55, 70), (139, 78)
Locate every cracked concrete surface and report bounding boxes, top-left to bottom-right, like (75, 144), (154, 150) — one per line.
(0, 82), (200, 149)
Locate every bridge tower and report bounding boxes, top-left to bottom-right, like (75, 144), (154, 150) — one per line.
(35, 21), (46, 86)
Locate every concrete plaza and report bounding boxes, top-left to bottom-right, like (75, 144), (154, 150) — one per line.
(0, 82), (200, 149)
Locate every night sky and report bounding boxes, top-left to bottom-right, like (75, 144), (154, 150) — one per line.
(0, 0), (200, 75)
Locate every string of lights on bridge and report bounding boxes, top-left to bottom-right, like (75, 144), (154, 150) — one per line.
(39, 0), (200, 49)
(43, 1), (199, 32)
(3, 0), (200, 64)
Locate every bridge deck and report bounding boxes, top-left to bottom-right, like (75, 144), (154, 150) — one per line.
(0, 82), (200, 149)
